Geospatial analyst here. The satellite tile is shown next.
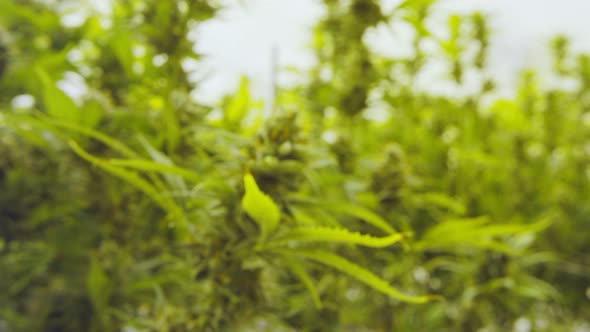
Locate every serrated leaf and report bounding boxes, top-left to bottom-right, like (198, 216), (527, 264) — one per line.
(267, 226), (404, 248)
(275, 249), (440, 304)
(242, 173), (281, 244)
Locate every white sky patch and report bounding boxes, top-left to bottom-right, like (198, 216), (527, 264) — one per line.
(53, 0), (590, 107)
(60, 9), (87, 28)
(57, 71), (88, 104)
(153, 54), (169, 67)
(196, 0), (590, 105)
(322, 130), (338, 144)
(11, 94), (36, 109)
(194, 0), (322, 105)
(363, 105), (391, 123)
(89, 0), (112, 16)
(513, 317), (532, 332)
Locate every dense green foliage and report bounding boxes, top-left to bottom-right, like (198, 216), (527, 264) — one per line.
(1, 0), (590, 331)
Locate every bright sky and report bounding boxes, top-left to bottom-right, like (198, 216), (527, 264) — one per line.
(194, 0), (590, 104)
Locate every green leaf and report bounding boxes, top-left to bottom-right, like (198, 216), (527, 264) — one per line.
(106, 159), (201, 183)
(283, 258), (323, 309)
(489, 99), (528, 132)
(242, 173), (281, 245)
(275, 249), (440, 304)
(42, 116), (138, 158)
(322, 203), (397, 234)
(164, 103), (181, 152)
(87, 256), (111, 314)
(37, 69), (81, 124)
(81, 99), (104, 129)
(291, 198), (397, 233)
(225, 76), (251, 128)
(289, 206), (318, 226)
(69, 141), (184, 223)
(267, 226), (404, 248)
(512, 275), (562, 301)
(137, 135), (189, 191)
(415, 217), (552, 253)
(417, 192), (466, 215)
(109, 25), (134, 77)
(3, 113), (53, 148)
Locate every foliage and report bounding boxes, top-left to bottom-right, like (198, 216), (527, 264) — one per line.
(1, 0), (590, 331)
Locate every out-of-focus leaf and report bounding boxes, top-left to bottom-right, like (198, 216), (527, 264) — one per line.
(87, 256), (111, 315)
(138, 135), (187, 191)
(110, 26), (134, 77)
(81, 99), (103, 129)
(415, 217), (552, 253)
(283, 257), (323, 309)
(37, 69), (81, 123)
(224, 76), (251, 128)
(275, 249), (441, 303)
(490, 99), (528, 132)
(68, 141), (183, 220)
(320, 203), (397, 234)
(106, 159), (201, 183)
(416, 192), (466, 215)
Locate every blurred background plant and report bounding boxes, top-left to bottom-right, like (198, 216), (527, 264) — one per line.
(1, 0), (590, 331)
